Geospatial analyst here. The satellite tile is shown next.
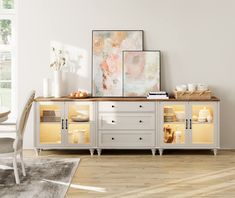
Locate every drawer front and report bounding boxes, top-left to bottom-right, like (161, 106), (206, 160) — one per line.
(98, 102), (155, 112)
(99, 132), (155, 147)
(99, 113), (155, 130)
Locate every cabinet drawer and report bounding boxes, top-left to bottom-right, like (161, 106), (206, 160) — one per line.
(99, 132), (155, 147)
(98, 102), (155, 112)
(99, 113), (155, 130)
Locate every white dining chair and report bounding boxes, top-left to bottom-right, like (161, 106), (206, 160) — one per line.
(0, 90), (35, 184)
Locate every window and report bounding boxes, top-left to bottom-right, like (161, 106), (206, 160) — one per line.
(0, 0), (16, 117)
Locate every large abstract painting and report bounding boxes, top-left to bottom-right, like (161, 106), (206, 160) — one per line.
(92, 30), (143, 97)
(123, 50), (161, 97)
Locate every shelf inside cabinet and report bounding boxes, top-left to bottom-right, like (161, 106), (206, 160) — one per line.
(40, 141), (61, 144)
(192, 121), (213, 125)
(68, 120), (91, 124)
(193, 142), (213, 144)
(164, 121), (185, 124)
(40, 121), (61, 124)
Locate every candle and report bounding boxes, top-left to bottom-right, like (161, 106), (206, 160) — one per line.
(43, 78), (52, 97)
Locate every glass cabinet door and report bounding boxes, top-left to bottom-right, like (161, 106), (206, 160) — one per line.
(190, 103), (215, 145)
(66, 102), (93, 146)
(161, 103), (187, 146)
(39, 102), (63, 145)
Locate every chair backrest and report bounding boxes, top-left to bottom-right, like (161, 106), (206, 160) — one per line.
(13, 91), (35, 151)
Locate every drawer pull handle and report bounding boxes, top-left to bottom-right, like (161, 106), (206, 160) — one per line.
(139, 105), (142, 108)
(111, 105), (115, 108)
(111, 137), (115, 140)
(139, 120), (143, 123)
(139, 137), (143, 140)
(112, 120), (115, 123)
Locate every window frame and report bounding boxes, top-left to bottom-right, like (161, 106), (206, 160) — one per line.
(0, 0), (17, 120)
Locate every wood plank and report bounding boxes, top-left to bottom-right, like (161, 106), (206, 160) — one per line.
(23, 150), (235, 198)
(34, 96), (220, 102)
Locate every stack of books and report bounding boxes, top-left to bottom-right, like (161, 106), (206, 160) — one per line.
(147, 91), (169, 99)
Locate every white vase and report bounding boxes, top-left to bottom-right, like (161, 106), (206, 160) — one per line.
(53, 70), (62, 97)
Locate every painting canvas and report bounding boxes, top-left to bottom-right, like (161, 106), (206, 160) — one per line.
(123, 51), (161, 97)
(92, 30), (143, 97)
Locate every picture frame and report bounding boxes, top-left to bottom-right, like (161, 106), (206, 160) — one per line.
(123, 50), (161, 97)
(92, 30), (144, 97)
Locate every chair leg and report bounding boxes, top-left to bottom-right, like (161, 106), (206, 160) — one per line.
(20, 152), (26, 176)
(13, 156), (20, 184)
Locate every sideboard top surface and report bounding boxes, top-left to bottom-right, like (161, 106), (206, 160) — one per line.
(34, 96), (220, 102)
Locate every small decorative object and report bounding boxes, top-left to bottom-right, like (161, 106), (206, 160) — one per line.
(198, 107), (211, 123)
(176, 85), (187, 92)
(175, 111), (185, 122)
(50, 45), (66, 98)
(73, 129), (86, 144)
(147, 91), (169, 99)
(174, 90), (212, 100)
(207, 115), (213, 123)
(164, 125), (175, 143)
(43, 78), (52, 97)
(164, 106), (175, 122)
(92, 30), (143, 97)
(187, 83), (197, 92)
(71, 110), (89, 122)
(123, 50), (161, 97)
(69, 90), (89, 98)
(197, 83), (208, 91)
(192, 115), (198, 121)
(40, 110), (60, 122)
(175, 131), (182, 144)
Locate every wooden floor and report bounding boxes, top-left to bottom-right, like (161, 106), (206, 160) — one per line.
(25, 149), (235, 198)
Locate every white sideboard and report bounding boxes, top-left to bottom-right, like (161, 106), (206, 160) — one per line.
(34, 97), (220, 156)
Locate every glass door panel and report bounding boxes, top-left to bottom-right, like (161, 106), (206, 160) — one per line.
(39, 103), (62, 144)
(163, 104), (186, 145)
(191, 105), (214, 144)
(67, 103), (92, 145)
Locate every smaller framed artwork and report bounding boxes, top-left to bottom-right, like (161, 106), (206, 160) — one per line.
(123, 50), (161, 97)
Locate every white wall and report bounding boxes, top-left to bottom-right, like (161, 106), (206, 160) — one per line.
(18, 0), (235, 149)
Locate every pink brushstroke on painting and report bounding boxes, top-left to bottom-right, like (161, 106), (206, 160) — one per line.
(125, 52), (145, 80)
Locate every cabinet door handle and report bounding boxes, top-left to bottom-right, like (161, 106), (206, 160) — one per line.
(186, 119), (188, 129)
(65, 119), (68, 129)
(111, 105), (115, 108)
(61, 119), (64, 130)
(111, 120), (115, 123)
(139, 120), (143, 123)
(111, 137), (115, 140)
(190, 119), (192, 129)
(139, 105), (142, 108)
(139, 137), (143, 140)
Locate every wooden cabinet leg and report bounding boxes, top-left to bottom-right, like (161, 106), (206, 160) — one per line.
(159, 149), (164, 156)
(213, 149), (217, 156)
(151, 149), (156, 156)
(89, 149), (94, 156)
(97, 149), (102, 156)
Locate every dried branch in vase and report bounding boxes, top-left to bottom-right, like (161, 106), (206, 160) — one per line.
(50, 47), (66, 71)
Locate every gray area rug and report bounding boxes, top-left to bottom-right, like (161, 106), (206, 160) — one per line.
(0, 158), (80, 198)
